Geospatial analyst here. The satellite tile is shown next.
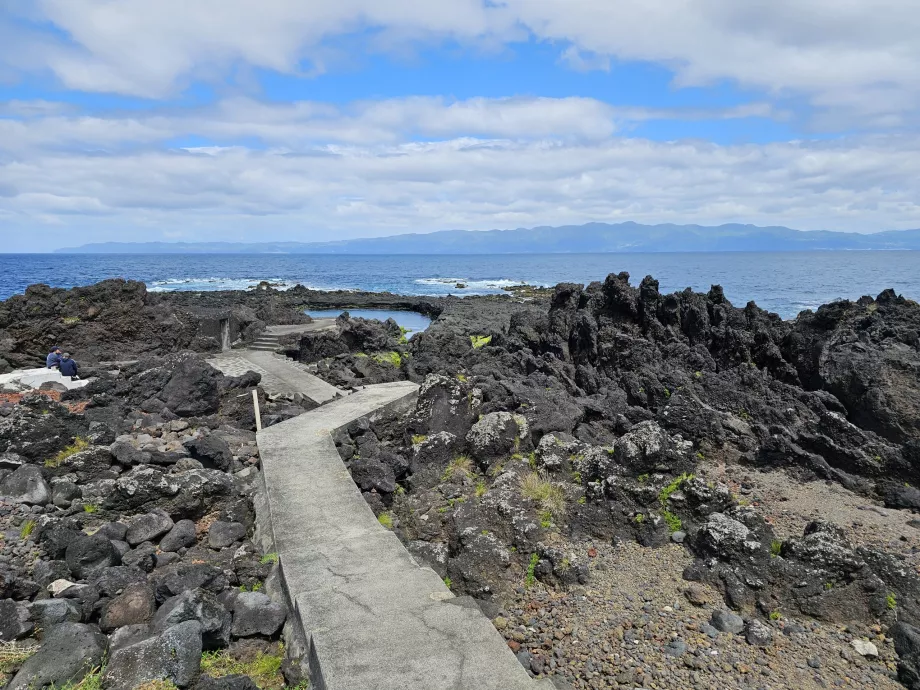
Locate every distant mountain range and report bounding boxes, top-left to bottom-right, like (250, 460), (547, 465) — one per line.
(55, 222), (920, 254)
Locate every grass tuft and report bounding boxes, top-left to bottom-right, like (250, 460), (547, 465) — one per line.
(443, 455), (473, 481)
(0, 641), (39, 674)
(200, 649), (285, 690)
(475, 480), (487, 498)
(378, 512), (394, 529)
(888, 592), (897, 610)
(19, 520), (36, 540)
(525, 553), (539, 588)
(372, 351), (403, 367)
(260, 552), (279, 565)
(470, 335), (492, 349)
(411, 434), (427, 445)
(657, 472), (694, 533)
(770, 540), (783, 557)
(46, 437), (90, 468)
(83, 503), (99, 514)
(520, 472), (566, 519)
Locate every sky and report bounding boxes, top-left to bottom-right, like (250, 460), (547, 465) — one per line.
(1, 1), (920, 251)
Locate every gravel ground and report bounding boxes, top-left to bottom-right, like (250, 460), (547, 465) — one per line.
(496, 539), (902, 689)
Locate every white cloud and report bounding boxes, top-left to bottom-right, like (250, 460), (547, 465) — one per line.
(1, 102), (919, 250)
(2, 1), (918, 126)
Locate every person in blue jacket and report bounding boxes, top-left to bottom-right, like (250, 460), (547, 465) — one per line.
(59, 353), (79, 379)
(46, 346), (63, 369)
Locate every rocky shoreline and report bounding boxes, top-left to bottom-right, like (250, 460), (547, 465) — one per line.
(0, 274), (919, 689)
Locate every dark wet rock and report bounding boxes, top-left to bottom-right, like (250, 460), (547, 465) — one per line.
(349, 458), (397, 495)
(7, 622), (106, 690)
(161, 518), (198, 552)
(65, 533), (119, 580)
(0, 464), (51, 505)
(152, 562), (228, 602)
(105, 619), (203, 689)
(152, 588), (231, 650)
(100, 582), (156, 632)
(893, 622), (920, 689)
(51, 479), (82, 507)
(230, 592), (286, 637)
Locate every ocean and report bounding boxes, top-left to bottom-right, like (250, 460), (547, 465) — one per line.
(1, 252), (919, 321)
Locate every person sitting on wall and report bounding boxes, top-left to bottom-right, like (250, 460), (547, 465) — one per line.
(46, 346), (63, 369)
(59, 353), (80, 380)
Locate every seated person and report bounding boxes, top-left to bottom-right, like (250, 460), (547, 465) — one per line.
(46, 346), (63, 369)
(59, 353), (79, 379)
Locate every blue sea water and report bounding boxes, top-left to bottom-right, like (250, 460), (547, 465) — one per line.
(1, 252), (919, 321)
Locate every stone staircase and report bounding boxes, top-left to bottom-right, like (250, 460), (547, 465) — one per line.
(250, 333), (282, 352)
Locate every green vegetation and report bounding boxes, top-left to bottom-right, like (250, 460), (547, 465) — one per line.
(19, 520), (36, 540)
(769, 611), (781, 621)
(443, 455), (472, 481)
(238, 582), (263, 592)
(62, 316), (81, 325)
(455, 373), (468, 383)
(570, 470), (582, 483)
(888, 592), (897, 610)
(373, 351), (403, 367)
(694, 371), (702, 379)
(200, 648), (286, 689)
(398, 326), (410, 344)
(52, 665), (105, 690)
(664, 388), (671, 398)
(260, 552), (279, 565)
(135, 681), (179, 690)
(354, 352), (368, 358)
(46, 437), (90, 468)
(527, 451), (537, 469)
(637, 473), (649, 483)
(695, 451), (705, 461)
(634, 513), (645, 524)
(577, 496), (586, 505)
(520, 472), (566, 518)
(737, 409), (752, 422)
(525, 553), (539, 587)
(411, 434), (427, 445)
(470, 335), (492, 349)
(378, 512), (394, 529)
(657, 472), (694, 534)
(83, 503), (99, 514)
(770, 540), (783, 558)
(443, 577), (452, 588)
(539, 511), (552, 529)
(475, 480), (487, 498)
(824, 582), (834, 591)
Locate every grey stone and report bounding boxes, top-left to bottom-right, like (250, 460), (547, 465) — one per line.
(699, 623), (719, 638)
(7, 622), (106, 690)
(663, 639), (688, 657)
(160, 519), (197, 552)
(153, 588), (230, 650)
(28, 598), (82, 627)
(95, 521), (128, 541)
(670, 530), (687, 543)
(851, 639), (878, 657)
(230, 591), (286, 637)
(126, 510), (174, 546)
(0, 465), (51, 505)
(0, 599), (34, 641)
(807, 656), (822, 669)
(65, 534), (119, 580)
(208, 521), (246, 549)
(710, 609), (745, 634)
(122, 542), (157, 572)
(52, 480), (82, 507)
(745, 619), (774, 646)
(104, 620), (203, 690)
(109, 623), (153, 653)
(100, 582), (156, 632)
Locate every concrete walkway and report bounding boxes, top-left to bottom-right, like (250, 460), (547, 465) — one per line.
(256, 382), (549, 690)
(209, 349), (342, 404)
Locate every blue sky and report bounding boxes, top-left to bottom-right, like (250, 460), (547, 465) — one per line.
(1, 0), (919, 251)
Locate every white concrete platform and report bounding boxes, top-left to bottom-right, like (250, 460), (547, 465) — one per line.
(256, 382), (549, 690)
(0, 367), (89, 391)
(209, 350), (343, 404)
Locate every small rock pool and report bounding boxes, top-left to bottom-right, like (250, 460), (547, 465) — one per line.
(304, 309), (432, 337)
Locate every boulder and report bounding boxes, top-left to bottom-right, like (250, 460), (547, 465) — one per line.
(230, 592), (287, 637)
(104, 620), (203, 689)
(466, 412), (529, 464)
(208, 521), (247, 549)
(184, 435), (233, 471)
(160, 519), (198, 552)
(349, 458), (396, 495)
(7, 622), (106, 690)
(28, 598), (82, 627)
(159, 356), (221, 417)
(893, 622), (920, 689)
(0, 464), (51, 505)
(0, 599), (34, 641)
(126, 510), (175, 546)
(100, 582), (156, 632)
(122, 542), (158, 572)
(51, 479), (82, 507)
(65, 534), (119, 580)
(152, 588), (231, 650)
(710, 610), (744, 634)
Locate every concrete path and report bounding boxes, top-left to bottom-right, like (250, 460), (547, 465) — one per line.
(256, 382), (549, 690)
(209, 349), (342, 404)
(265, 321), (336, 336)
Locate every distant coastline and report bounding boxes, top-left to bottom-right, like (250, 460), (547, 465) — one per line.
(53, 221), (920, 254)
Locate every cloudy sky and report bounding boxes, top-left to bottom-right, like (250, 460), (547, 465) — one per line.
(1, 0), (919, 251)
